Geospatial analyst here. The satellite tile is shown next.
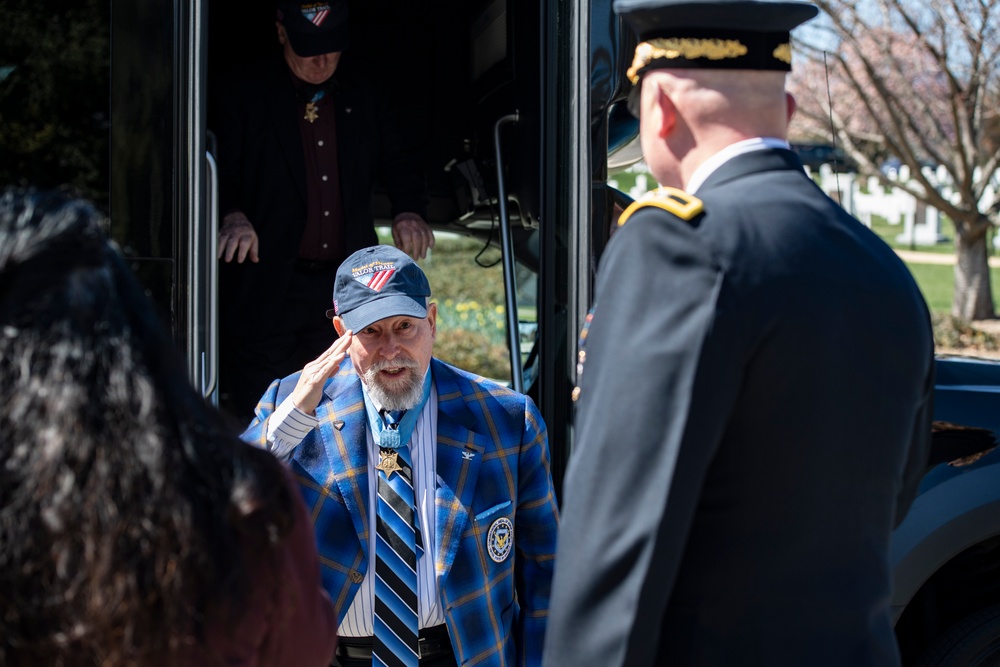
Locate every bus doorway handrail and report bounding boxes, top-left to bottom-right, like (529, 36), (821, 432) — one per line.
(493, 112), (523, 394)
(203, 151), (219, 402)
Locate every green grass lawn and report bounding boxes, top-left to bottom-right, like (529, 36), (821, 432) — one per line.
(870, 214), (955, 254)
(844, 213), (1000, 319)
(869, 212), (1000, 257)
(903, 261), (1000, 315)
(905, 263), (957, 313)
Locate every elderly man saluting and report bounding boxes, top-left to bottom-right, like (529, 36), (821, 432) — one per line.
(243, 245), (559, 667)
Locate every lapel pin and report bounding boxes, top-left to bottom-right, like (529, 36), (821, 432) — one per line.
(333, 420), (345, 430)
(462, 451), (475, 461)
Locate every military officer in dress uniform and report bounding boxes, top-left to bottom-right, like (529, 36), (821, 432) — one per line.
(542, 2), (934, 666)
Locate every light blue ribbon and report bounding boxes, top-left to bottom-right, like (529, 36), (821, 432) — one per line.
(363, 370), (432, 450)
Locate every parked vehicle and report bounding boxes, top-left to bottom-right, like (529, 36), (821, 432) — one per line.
(2, 1), (998, 663)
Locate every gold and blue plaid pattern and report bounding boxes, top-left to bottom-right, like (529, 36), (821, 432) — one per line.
(243, 358), (560, 667)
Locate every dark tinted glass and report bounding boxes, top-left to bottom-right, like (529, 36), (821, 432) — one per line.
(0, 0), (110, 209)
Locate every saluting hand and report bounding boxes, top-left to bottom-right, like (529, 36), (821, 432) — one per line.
(291, 331), (353, 415)
(392, 212), (435, 260)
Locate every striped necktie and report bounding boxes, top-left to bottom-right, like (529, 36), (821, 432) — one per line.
(374, 410), (420, 667)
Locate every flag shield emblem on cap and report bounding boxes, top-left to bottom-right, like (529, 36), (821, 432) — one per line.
(300, 2), (330, 26)
(331, 246), (431, 327)
(353, 263), (396, 291)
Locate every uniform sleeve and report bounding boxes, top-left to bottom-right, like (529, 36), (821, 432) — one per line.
(895, 353), (934, 526)
(514, 397), (560, 667)
(542, 209), (737, 667)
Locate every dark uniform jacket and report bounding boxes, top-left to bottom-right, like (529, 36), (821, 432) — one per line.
(213, 56), (427, 334)
(543, 148), (934, 666)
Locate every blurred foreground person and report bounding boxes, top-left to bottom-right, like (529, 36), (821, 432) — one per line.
(543, 2), (934, 666)
(0, 190), (336, 667)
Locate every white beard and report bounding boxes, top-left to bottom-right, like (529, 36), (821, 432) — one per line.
(364, 358), (424, 412)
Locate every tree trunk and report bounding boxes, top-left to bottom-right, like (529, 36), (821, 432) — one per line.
(952, 221), (996, 321)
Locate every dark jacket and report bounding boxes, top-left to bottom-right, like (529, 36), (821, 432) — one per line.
(543, 148), (934, 667)
(213, 56), (427, 333)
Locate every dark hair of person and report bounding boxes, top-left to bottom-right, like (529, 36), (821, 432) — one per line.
(0, 189), (295, 666)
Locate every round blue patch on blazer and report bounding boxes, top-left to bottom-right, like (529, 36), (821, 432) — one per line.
(487, 517), (514, 563)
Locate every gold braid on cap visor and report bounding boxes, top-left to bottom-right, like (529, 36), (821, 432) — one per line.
(626, 38), (793, 84)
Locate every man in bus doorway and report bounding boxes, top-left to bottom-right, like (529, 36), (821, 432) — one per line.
(544, 1), (934, 666)
(213, 0), (435, 423)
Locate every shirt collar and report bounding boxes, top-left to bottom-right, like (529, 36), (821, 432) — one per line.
(686, 137), (789, 194)
(361, 367), (432, 448)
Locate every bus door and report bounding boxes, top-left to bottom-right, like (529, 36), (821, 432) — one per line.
(111, 0), (216, 403)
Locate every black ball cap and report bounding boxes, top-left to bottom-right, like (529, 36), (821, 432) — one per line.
(277, 0), (350, 57)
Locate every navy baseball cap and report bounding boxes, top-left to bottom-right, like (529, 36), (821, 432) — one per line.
(327, 246), (431, 330)
(277, 0), (350, 57)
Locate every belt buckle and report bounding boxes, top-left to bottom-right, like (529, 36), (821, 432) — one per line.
(336, 626), (449, 661)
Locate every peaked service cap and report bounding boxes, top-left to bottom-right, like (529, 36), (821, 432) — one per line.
(615, 0), (819, 85)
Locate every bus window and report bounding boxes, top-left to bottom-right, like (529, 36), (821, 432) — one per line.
(415, 232), (512, 383)
(379, 227), (540, 390)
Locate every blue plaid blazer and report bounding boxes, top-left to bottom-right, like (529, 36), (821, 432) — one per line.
(242, 358), (559, 667)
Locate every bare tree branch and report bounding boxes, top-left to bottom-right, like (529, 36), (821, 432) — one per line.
(789, 0), (1000, 318)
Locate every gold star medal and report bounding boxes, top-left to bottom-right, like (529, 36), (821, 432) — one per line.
(304, 102), (319, 123)
(303, 89), (326, 123)
(376, 447), (404, 479)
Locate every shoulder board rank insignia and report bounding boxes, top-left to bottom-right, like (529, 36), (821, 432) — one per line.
(618, 187), (704, 226)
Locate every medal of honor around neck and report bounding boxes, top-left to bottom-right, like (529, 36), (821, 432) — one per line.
(376, 448), (405, 479)
(304, 89), (325, 123)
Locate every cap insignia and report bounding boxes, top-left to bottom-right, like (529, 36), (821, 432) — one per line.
(772, 43), (792, 65)
(352, 261), (397, 291)
(628, 38), (748, 84)
(300, 2), (330, 27)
